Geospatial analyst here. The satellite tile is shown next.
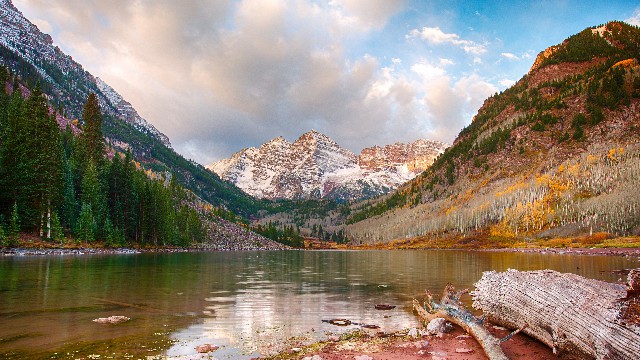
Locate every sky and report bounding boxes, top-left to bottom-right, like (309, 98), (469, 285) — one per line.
(14, 0), (640, 165)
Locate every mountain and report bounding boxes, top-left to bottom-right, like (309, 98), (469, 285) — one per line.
(0, 0), (263, 218)
(0, 1), (168, 148)
(208, 130), (447, 201)
(345, 21), (640, 244)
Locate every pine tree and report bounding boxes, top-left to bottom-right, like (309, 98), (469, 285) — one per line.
(79, 93), (104, 166)
(8, 202), (19, 245)
(76, 202), (95, 243)
(50, 212), (64, 245)
(81, 161), (106, 239)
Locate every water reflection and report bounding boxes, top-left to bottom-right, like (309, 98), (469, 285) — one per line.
(0, 250), (637, 358)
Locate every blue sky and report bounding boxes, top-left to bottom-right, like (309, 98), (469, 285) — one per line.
(14, 0), (640, 164)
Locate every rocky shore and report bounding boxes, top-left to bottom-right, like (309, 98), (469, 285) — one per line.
(265, 323), (558, 360)
(486, 246), (640, 258)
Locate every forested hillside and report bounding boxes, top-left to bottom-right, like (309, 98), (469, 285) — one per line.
(345, 21), (640, 245)
(0, 0), (265, 219)
(0, 67), (204, 246)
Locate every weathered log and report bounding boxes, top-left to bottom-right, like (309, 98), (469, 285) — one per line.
(472, 269), (640, 360)
(413, 284), (510, 360)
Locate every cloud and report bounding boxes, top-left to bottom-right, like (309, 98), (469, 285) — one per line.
(411, 60), (497, 141)
(500, 52), (519, 61)
(499, 79), (516, 87)
(330, 0), (404, 30)
(627, 8), (640, 26)
(14, 0), (495, 164)
(408, 26), (486, 55)
(439, 58), (455, 66)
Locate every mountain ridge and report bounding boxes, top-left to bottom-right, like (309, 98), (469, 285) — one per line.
(345, 20), (640, 244)
(208, 130), (448, 201)
(0, 0), (170, 148)
(0, 0), (265, 218)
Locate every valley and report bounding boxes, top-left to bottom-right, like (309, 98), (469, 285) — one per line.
(1, 1), (640, 359)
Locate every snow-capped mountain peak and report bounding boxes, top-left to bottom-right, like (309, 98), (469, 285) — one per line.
(207, 131), (448, 201)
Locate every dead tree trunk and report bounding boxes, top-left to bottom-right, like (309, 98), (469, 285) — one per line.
(472, 269), (640, 360)
(413, 284), (510, 360)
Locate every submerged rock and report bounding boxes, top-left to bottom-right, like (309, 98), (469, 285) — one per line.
(195, 344), (219, 353)
(92, 315), (130, 324)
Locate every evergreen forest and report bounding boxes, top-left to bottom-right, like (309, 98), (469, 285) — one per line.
(0, 67), (205, 247)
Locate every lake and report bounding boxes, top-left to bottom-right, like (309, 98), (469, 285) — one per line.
(0, 250), (637, 359)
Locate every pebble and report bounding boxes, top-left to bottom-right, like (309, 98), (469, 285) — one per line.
(302, 356), (323, 360)
(427, 318), (448, 335)
(195, 344), (219, 353)
(354, 355), (373, 360)
(455, 347), (473, 353)
(407, 327), (419, 338)
(413, 340), (429, 349)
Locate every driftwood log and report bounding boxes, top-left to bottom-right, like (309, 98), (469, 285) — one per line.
(472, 268), (640, 360)
(413, 284), (510, 360)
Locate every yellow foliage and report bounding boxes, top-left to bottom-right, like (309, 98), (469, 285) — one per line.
(557, 164), (565, 174)
(489, 220), (515, 238)
(586, 154), (597, 164)
(496, 178), (527, 197)
(607, 148), (617, 162)
(567, 163), (580, 176)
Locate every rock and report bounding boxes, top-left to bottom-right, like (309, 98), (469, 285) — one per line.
(303, 356), (323, 360)
(455, 347), (473, 353)
(407, 327), (419, 338)
(195, 344), (219, 353)
(455, 334), (471, 339)
(289, 347), (303, 353)
(323, 318), (352, 326)
(426, 318), (447, 335)
(374, 304), (396, 310)
(429, 350), (448, 360)
(92, 316), (130, 324)
(328, 335), (340, 342)
(413, 340), (429, 349)
(361, 324), (380, 329)
(354, 355), (373, 360)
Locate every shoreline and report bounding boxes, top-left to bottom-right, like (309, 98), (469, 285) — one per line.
(3, 245), (640, 257)
(264, 323), (559, 360)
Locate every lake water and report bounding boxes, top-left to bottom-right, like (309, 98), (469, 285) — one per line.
(0, 250), (637, 359)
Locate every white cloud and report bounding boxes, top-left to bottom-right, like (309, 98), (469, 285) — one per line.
(330, 0), (404, 30)
(521, 50), (534, 59)
(14, 0), (499, 164)
(626, 8), (640, 26)
(408, 26), (487, 55)
(410, 59), (497, 142)
(501, 52), (519, 61)
(411, 60), (446, 79)
(439, 58), (455, 66)
(499, 79), (516, 87)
